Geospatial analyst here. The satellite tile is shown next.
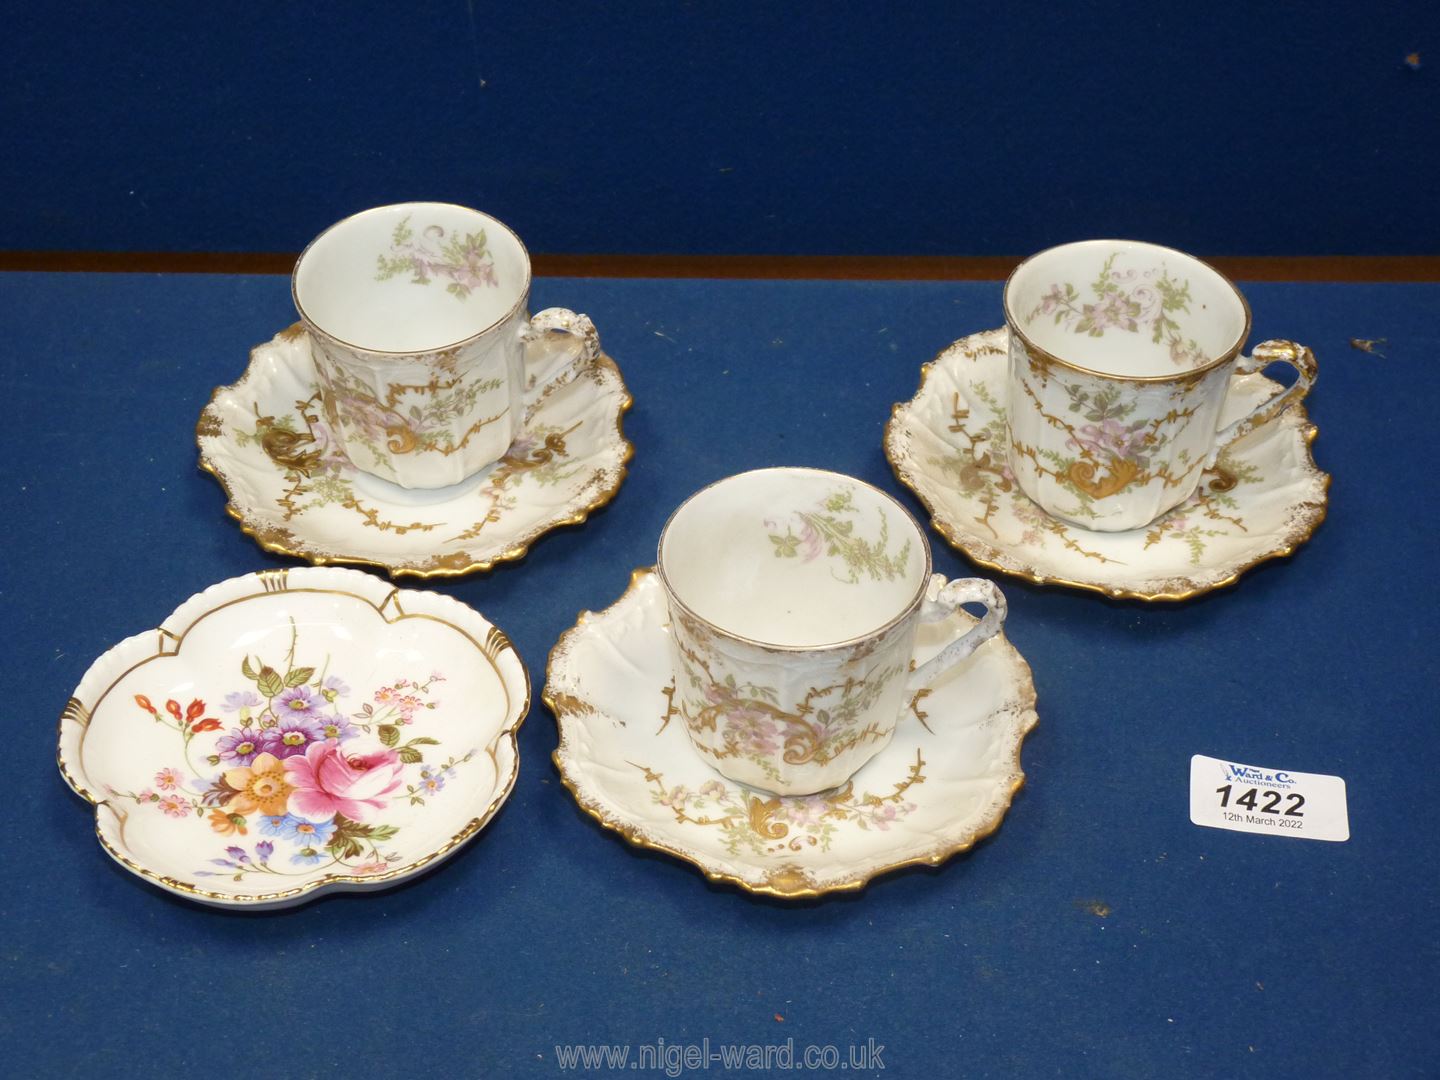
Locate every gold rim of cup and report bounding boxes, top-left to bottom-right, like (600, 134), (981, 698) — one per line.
(1002, 238), (1254, 385)
(291, 200), (535, 357)
(656, 466), (936, 654)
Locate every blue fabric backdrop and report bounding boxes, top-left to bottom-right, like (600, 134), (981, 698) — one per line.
(2, 2), (1436, 256)
(2, 271), (1436, 1077)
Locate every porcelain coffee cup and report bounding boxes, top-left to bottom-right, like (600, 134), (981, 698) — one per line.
(657, 467), (1007, 796)
(1003, 239), (1317, 532)
(292, 201), (600, 489)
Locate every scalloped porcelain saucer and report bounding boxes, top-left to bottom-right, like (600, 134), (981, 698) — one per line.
(885, 327), (1329, 600)
(546, 569), (1037, 899)
(198, 324), (633, 578)
(58, 567), (528, 909)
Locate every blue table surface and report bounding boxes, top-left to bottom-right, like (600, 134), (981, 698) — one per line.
(1, 273), (1437, 1079)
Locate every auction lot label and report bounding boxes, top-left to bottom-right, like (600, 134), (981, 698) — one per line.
(1189, 755), (1349, 842)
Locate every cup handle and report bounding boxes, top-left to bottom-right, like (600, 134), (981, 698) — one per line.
(1203, 340), (1317, 472)
(903, 574), (1008, 697)
(518, 307), (601, 403)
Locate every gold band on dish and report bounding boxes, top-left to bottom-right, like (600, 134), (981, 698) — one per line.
(545, 568), (1039, 899)
(884, 337), (1331, 602)
(195, 326), (634, 579)
(57, 571), (530, 906)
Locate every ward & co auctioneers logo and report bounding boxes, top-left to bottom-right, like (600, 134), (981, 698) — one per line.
(1221, 762), (1296, 788)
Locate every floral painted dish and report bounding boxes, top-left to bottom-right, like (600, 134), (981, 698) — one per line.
(884, 327), (1329, 600)
(546, 569), (1037, 899)
(197, 324), (633, 578)
(58, 567), (528, 909)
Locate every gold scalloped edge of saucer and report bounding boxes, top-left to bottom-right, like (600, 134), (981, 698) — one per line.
(195, 324), (635, 580)
(544, 567), (1039, 900)
(883, 329), (1331, 602)
(56, 567), (530, 907)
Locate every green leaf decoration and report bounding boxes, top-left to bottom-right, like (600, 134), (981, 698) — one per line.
(257, 666), (285, 699)
(406, 737), (440, 747)
(285, 666), (315, 688)
(241, 656), (258, 681)
(327, 815), (369, 859)
(376, 253), (412, 280)
(398, 747), (423, 764)
(328, 836), (363, 861)
(769, 533), (799, 558)
(327, 813), (399, 851)
(378, 724), (401, 747)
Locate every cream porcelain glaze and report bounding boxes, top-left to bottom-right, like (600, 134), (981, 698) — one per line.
(294, 202), (531, 354)
(58, 568), (528, 909)
(293, 202), (602, 488)
(1005, 239), (1248, 378)
(884, 327), (1329, 600)
(196, 324), (632, 578)
(659, 467), (928, 647)
(1002, 241), (1314, 531)
(547, 570), (1037, 898)
(657, 468), (1006, 796)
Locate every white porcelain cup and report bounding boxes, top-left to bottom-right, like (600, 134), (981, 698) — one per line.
(657, 467), (1007, 796)
(1003, 239), (1317, 531)
(292, 202), (600, 489)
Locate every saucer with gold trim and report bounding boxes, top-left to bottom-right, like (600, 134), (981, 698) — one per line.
(884, 327), (1329, 601)
(546, 568), (1037, 899)
(58, 567), (528, 909)
(197, 324), (633, 579)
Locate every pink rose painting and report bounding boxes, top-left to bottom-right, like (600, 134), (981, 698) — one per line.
(113, 625), (472, 884)
(285, 743), (405, 823)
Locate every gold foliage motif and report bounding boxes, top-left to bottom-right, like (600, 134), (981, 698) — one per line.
(1066, 455), (1141, 500)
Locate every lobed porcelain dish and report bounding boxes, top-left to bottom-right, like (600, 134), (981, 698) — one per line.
(547, 569), (1038, 899)
(884, 327), (1330, 601)
(197, 324), (632, 578)
(58, 567), (528, 909)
